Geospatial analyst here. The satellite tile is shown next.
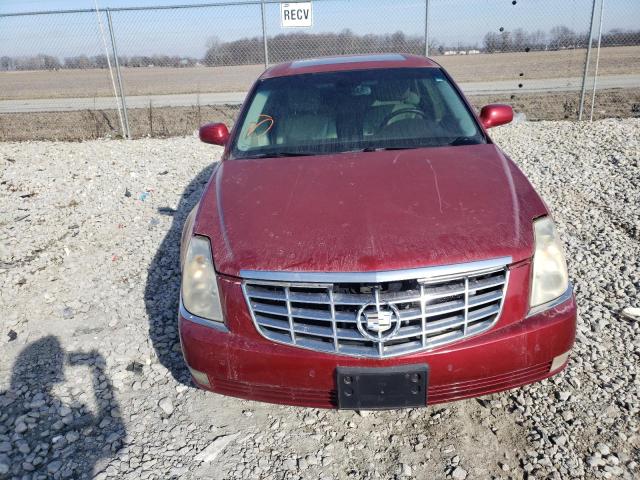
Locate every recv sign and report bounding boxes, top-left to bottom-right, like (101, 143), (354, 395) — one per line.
(280, 2), (313, 28)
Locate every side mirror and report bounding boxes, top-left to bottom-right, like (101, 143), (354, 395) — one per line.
(199, 123), (229, 146)
(479, 104), (513, 129)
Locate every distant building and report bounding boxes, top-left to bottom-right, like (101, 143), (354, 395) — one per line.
(444, 49), (479, 56)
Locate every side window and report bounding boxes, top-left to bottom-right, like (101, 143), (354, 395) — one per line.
(432, 76), (476, 136)
(236, 90), (273, 151)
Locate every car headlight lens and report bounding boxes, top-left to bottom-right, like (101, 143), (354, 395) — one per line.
(181, 235), (224, 322)
(530, 216), (569, 309)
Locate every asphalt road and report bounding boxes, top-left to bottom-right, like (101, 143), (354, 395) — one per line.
(0, 74), (638, 113)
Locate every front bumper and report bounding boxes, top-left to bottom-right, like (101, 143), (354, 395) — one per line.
(179, 272), (577, 408)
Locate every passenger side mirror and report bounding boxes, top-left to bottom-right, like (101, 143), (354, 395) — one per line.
(199, 123), (230, 146)
(479, 104), (513, 129)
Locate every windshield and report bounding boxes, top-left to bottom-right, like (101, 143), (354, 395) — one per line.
(231, 67), (484, 159)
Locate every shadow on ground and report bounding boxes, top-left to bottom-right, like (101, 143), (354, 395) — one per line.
(144, 164), (215, 385)
(0, 336), (125, 479)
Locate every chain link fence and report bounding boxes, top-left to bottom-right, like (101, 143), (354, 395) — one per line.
(0, 0), (638, 141)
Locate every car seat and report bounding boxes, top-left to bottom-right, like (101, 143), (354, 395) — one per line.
(278, 88), (337, 145)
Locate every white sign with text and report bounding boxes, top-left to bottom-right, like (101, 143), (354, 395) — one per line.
(280, 2), (313, 28)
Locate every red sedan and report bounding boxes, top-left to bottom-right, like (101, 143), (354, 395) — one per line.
(179, 54), (576, 409)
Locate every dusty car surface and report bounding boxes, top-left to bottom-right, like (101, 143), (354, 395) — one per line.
(179, 54), (576, 409)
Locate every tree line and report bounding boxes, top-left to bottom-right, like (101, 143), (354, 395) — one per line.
(483, 26), (640, 53)
(0, 54), (199, 71)
(1, 26), (638, 71)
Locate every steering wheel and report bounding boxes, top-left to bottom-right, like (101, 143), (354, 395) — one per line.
(379, 108), (427, 130)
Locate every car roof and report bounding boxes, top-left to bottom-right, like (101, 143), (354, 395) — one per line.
(260, 53), (440, 79)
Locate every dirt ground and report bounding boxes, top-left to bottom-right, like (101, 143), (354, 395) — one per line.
(0, 46), (638, 100)
(438, 45), (640, 83)
(0, 89), (637, 142)
(1, 120), (638, 479)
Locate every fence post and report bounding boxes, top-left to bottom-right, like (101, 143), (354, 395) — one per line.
(261, 0), (269, 68)
(106, 8), (131, 138)
(578, 0), (598, 121)
(589, 0), (605, 121)
(424, 0), (430, 57)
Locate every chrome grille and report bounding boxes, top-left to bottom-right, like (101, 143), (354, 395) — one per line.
(242, 260), (509, 358)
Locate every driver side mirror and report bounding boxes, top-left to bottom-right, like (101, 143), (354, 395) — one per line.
(199, 122), (230, 146)
(479, 104), (513, 129)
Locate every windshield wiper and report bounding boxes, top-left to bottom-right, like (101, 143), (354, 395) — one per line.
(240, 151), (319, 159)
(448, 136), (482, 146)
(357, 146), (419, 152)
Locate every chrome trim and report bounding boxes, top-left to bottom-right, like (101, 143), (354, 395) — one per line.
(240, 256), (512, 284)
(526, 283), (574, 318)
(179, 297), (229, 333)
(242, 259), (511, 358)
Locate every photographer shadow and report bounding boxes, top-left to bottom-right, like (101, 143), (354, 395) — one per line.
(1, 336), (125, 479)
(144, 163), (215, 385)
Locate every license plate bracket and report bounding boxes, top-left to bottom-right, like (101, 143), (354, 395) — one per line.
(336, 364), (428, 410)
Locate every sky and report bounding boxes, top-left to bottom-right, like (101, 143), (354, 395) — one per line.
(0, 0), (637, 58)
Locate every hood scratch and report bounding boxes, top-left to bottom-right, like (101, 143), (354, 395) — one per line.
(284, 167), (303, 217)
(427, 159), (443, 214)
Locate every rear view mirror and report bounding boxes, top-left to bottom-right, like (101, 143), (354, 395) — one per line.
(479, 104), (513, 129)
(199, 123), (230, 146)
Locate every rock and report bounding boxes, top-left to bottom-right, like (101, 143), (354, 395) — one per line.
(158, 397), (174, 416)
(15, 421), (27, 434)
(451, 467), (467, 480)
(588, 454), (605, 468)
(194, 433), (239, 464)
(283, 458), (297, 470)
(15, 441), (29, 454)
(621, 307), (640, 321)
(552, 435), (567, 446)
(47, 460), (62, 474)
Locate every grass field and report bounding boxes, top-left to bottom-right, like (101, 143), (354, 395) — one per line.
(0, 46), (638, 101)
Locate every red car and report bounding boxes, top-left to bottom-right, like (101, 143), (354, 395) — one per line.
(179, 54), (576, 409)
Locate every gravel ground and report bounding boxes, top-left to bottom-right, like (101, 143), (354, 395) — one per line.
(0, 119), (638, 480)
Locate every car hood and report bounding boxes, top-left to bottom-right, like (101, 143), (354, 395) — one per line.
(196, 144), (547, 277)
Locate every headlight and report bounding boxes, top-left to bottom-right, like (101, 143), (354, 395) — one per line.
(530, 216), (569, 309)
(181, 235), (224, 322)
